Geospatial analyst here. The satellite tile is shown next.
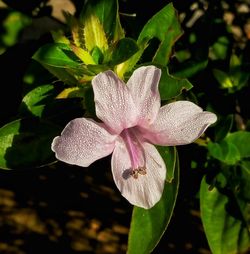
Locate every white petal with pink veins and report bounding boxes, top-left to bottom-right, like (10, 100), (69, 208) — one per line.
(92, 70), (138, 134)
(111, 140), (166, 209)
(52, 118), (117, 167)
(127, 66), (161, 126)
(140, 101), (217, 146)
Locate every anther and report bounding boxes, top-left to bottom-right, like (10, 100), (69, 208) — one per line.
(130, 167), (147, 179)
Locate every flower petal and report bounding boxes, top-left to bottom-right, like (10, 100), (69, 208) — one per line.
(52, 118), (116, 167)
(127, 65), (161, 125)
(111, 140), (166, 209)
(92, 70), (137, 134)
(141, 101), (217, 146)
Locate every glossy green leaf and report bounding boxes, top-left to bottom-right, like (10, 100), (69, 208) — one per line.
(0, 118), (60, 170)
(214, 115), (233, 142)
(238, 161), (250, 229)
(110, 38), (139, 65)
(33, 43), (82, 69)
(208, 131), (250, 164)
(226, 132), (250, 158)
(174, 59), (208, 78)
(207, 140), (241, 165)
(91, 46), (104, 64)
(200, 177), (250, 254)
(81, 0), (124, 42)
(213, 69), (233, 89)
(20, 84), (55, 117)
(138, 3), (182, 66)
(115, 3), (182, 78)
(32, 43), (87, 85)
(157, 146), (176, 183)
(210, 36), (230, 60)
(127, 150), (179, 254)
(159, 67), (193, 100)
(2, 11), (31, 48)
(46, 66), (79, 85)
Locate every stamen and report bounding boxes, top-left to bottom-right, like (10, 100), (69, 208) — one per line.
(130, 167), (147, 179)
(131, 170), (138, 179)
(138, 167), (147, 175)
(121, 128), (147, 180)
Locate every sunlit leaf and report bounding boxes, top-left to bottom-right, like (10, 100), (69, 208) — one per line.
(159, 67), (193, 100)
(56, 87), (85, 99)
(116, 3), (182, 78)
(207, 140), (241, 165)
(20, 84), (55, 117)
(210, 36), (230, 60)
(138, 3), (183, 66)
(214, 115), (233, 142)
(2, 11), (31, 48)
(208, 131), (250, 165)
(213, 69), (233, 88)
(115, 49), (144, 79)
(157, 146), (176, 183)
(0, 118), (60, 170)
(174, 59), (208, 78)
(110, 38), (139, 65)
(51, 30), (70, 44)
(127, 150), (179, 254)
(200, 177), (250, 254)
(71, 45), (95, 65)
(82, 0), (124, 43)
(226, 131), (250, 158)
(82, 14), (108, 53)
(223, 163), (250, 231)
(33, 43), (82, 69)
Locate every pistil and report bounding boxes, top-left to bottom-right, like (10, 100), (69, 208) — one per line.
(121, 128), (147, 179)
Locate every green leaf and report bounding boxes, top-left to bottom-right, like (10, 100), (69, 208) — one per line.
(214, 115), (233, 142)
(157, 146), (176, 183)
(41, 65), (79, 86)
(207, 140), (241, 165)
(127, 151), (179, 254)
(81, 13), (108, 53)
(33, 43), (82, 69)
(210, 36), (230, 60)
(110, 38), (139, 65)
(200, 177), (250, 254)
(0, 118), (60, 170)
(208, 131), (250, 165)
(91, 46), (104, 64)
(213, 69), (233, 89)
(115, 3), (182, 78)
(2, 11), (31, 48)
(32, 43), (87, 85)
(237, 162), (250, 229)
(20, 84), (55, 117)
(159, 67), (193, 100)
(226, 131), (250, 158)
(138, 3), (183, 66)
(174, 59), (208, 78)
(81, 0), (124, 43)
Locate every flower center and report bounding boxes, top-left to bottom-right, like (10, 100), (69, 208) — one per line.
(120, 128), (147, 179)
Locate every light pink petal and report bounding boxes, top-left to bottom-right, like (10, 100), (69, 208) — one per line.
(141, 101), (217, 146)
(52, 118), (117, 167)
(92, 70), (137, 134)
(111, 140), (166, 209)
(127, 66), (161, 126)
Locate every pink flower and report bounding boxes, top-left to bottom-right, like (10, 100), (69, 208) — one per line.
(52, 66), (217, 209)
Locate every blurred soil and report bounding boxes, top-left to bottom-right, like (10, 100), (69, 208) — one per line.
(0, 147), (211, 254)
